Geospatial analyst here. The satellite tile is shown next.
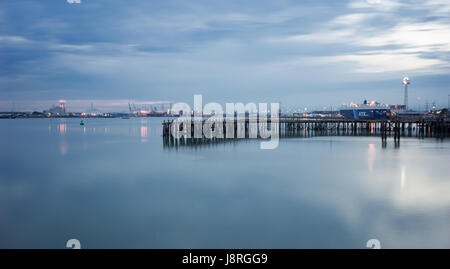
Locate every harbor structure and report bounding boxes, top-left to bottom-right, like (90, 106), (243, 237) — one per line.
(128, 101), (173, 116)
(43, 100), (67, 116)
(403, 77), (410, 110)
(162, 114), (450, 148)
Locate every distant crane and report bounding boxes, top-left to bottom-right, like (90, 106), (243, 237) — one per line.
(128, 101), (173, 115)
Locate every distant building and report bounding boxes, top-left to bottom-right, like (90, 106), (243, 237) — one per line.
(389, 104), (406, 111)
(43, 100), (66, 116)
(128, 101), (173, 116)
(83, 103), (104, 116)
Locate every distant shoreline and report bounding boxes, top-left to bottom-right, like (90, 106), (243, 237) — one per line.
(0, 115), (174, 119)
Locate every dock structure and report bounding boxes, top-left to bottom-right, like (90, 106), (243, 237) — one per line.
(162, 116), (450, 148)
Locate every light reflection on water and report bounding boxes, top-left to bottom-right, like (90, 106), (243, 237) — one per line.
(368, 143), (375, 173)
(401, 166), (406, 191)
(0, 118), (449, 248)
(58, 123), (66, 135)
(140, 118), (148, 143)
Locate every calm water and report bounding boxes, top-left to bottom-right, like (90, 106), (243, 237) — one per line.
(0, 118), (449, 249)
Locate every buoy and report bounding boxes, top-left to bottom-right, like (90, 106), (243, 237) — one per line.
(80, 120), (85, 126)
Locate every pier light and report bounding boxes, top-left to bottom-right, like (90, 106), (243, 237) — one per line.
(59, 99), (66, 107)
(402, 77), (410, 85)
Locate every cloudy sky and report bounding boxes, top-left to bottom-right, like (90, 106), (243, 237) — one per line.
(0, 0), (449, 112)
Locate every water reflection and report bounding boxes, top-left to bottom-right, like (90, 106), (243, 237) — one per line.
(141, 126), (148, 142)
(59, 123), (66, 135)
(368, 143), (375, 173)
(141, 119), (148, 142)
(59, 141), (68, 156)
(0, 118), (449, 248)
(401, 166), (406, 190)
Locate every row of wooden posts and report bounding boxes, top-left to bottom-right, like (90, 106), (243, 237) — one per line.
(162, 117), (450, 147)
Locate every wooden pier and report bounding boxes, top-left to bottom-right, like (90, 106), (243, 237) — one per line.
(162, 116), (450, 147)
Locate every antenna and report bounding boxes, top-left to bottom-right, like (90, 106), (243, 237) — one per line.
(403, 77), (410, 111)
(447, 94), (450, 111)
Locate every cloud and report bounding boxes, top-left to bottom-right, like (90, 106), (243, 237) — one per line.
(50, 44), (93, 51)
(316, 52), (449, 73)
(360, 21), (450, 50)
(0, 35), (33, 44)
(1, 0), (449, 108)
(268, 1), (450, 75)
(410, 0), (450, 16)
(330, 13), (377, 25)
(348, 0), (403, 11)
(0, 35), (94, 52)
(267, 13), (379, 44)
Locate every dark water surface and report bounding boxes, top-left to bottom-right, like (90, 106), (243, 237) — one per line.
(0, 118), (449, 248)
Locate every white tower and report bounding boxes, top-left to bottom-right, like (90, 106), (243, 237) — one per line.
(403, 77), (410, 111)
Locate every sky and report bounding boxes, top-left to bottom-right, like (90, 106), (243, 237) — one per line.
(0, 0), (449, 112)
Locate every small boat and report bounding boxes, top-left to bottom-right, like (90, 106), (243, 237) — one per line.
(121, 116), (130, 119)
(80, 120), (85, 126)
